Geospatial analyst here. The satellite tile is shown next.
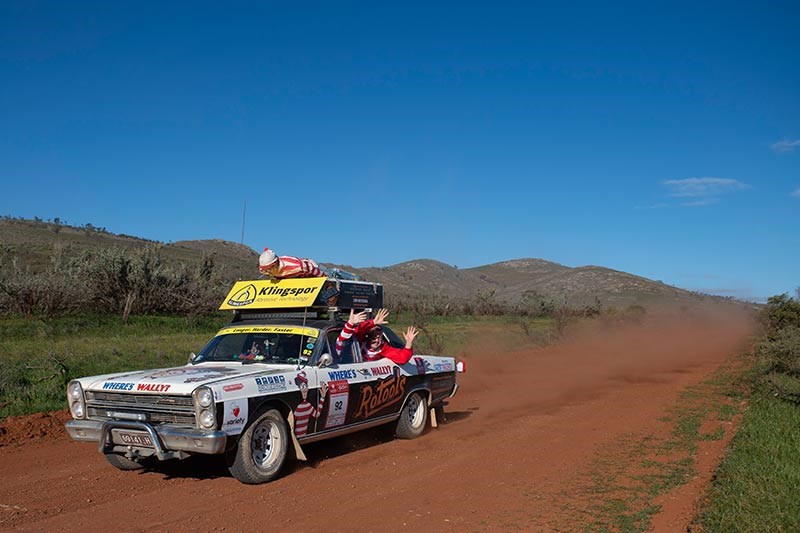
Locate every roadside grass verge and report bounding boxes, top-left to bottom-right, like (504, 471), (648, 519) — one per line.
(0, 314), (229, 418)
(393, 312), (554, 355)
(693, 391), (800, 532)
(553, 351), (751, 533)
(0, 313), (556, 418)
(691, 293), (800, 532)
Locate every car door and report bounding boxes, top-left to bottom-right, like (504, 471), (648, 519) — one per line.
(348, 330), (408, 423)
(312, 328), (362, 433)
(328, 324), (407, 425)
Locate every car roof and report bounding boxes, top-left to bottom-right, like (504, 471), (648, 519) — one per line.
(220, 316), (344, 331)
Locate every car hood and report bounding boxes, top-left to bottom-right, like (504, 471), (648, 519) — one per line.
(80, 362), (294, 396)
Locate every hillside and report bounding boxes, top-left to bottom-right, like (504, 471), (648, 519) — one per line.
(0, 217), (256, 280)
(336, 258), (717, 308)
(0, 217), (728, 310)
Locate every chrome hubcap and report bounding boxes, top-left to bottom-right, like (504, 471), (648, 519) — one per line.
(407, 395), (424, 428)
(251, 420), (280, 468)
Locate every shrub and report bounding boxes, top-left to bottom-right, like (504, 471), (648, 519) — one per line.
(761, 293), (800, 337)
(758, 326), (800, 376)
(756, 291), (800, 402)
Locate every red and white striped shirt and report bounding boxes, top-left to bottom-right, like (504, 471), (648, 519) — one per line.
(269, 256), (325, 279)
(293, 396), (325, 437)
(336, 319), (413, 365)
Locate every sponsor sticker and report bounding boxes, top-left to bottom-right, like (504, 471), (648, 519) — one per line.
(433, 362), (454, 372)
(325, 380), (350, 429)
(226, 283), (257, 307)
(143, 367), (240, 380)
(223, 400), (248, 435)
(223, 383), (244, 392)
(136, 383), (171, 393)
(216, 326), (319, 338)
(255, 375), (287, 393)
(220, 278), (326, 310)
(327, 369), (357, 381)
(102, 382), (134, 391)
(369, 365), (392, 376)
(354, 367), (407, 419)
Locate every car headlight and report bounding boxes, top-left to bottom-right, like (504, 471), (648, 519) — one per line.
(68, 381), (82, 400)
(71, 401), (85, 418)
(193, 387), (216, 429)
(67, 380), (86, 419)
(199, 409), (216, 428)
(196, 387), (213, 408)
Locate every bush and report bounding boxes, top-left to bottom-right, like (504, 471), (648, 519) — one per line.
(757, 326), (800, 377)
(761, 293), (800, 337)
(0, 244), (234, 319)
(756, 291), (800, 402)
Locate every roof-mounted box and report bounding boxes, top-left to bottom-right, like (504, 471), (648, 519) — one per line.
(219, 278), (383, 312)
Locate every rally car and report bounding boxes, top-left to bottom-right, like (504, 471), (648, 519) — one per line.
(64, 277), (462, 484)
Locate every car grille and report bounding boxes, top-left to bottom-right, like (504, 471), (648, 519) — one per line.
(85, 391), (196, 426)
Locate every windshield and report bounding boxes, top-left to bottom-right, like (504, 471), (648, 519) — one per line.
(193, 325), (320, 365)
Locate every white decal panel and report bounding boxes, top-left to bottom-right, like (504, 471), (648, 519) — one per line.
(325, 380), (350, 428)
(223, 400), (248, 435)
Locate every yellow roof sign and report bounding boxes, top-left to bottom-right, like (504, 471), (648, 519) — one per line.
(219, 278), (327, 310)
(216, 325), (319, 337)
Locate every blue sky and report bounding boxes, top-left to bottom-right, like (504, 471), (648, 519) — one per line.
(1, 1), (798, 302)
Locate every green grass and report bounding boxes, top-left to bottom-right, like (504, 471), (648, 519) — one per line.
(695, 392), (800, 532)
(0, 314), (230, 417)
(393, 312), (555, 355)
(553, 353), (752, 533)
(0, 313), (555, 418)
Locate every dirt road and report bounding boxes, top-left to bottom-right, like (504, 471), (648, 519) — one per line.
(0, 312), (753, 531)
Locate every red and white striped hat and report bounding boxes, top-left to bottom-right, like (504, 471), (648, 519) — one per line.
(259, 247), (278, 271)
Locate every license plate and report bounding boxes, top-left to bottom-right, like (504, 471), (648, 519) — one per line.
(116, 431), (153, 447)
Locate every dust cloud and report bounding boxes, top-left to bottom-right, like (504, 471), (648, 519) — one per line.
(456, 307), (755, 422)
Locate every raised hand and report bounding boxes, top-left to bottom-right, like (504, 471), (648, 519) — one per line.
(403, 326), (419, 348)
(348, 309), (367, 325)
(374, 308), (390, 325)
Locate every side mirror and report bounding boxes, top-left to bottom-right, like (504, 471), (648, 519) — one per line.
(188, 352), (198, 364)
(318, 353), (333, 368)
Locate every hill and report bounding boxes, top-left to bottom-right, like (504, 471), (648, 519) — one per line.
(0, 217), (256, 280)
(0, 216), (731, 310)
(334, 258), (718, 309)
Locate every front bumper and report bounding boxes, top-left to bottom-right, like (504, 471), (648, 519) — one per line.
(66, 419), (227, 460)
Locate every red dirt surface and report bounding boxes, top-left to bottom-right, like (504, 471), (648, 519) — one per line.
(0, 310), (754, 531)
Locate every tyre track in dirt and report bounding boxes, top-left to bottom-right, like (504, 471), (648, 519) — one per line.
(0, 310), (754, 531)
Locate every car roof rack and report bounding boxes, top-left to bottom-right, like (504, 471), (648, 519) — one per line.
(220, 278), (383, 324)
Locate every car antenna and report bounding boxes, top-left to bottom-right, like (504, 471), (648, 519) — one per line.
(297, 306), (308, 370)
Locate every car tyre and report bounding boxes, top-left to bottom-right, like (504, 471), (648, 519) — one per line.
(227, 409), (289, 484)
(395, 392), (428, 439)
(105, 453), (149, 471)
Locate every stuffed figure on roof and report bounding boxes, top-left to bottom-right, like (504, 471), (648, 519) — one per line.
(258, 247), (326, 279)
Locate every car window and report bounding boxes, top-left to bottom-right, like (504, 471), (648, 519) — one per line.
(382, 326), (405, 349)
(327, 329), (358, 365)
(194, 327), (319, 364)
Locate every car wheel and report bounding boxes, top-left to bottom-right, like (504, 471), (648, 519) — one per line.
(227, 409), (289, 484)
(395, 392), (428, 439)
(105, 453), (148, 471)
